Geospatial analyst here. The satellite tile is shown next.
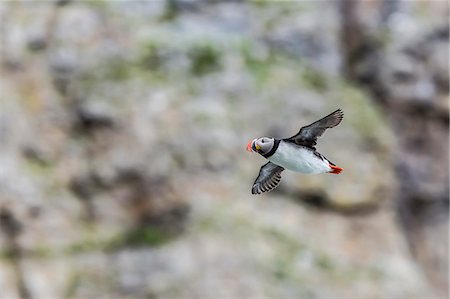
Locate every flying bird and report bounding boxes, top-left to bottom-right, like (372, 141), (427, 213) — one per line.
(247, 109), (344, 194)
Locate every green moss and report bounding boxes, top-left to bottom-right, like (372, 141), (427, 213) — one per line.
(86, 0), (109, 10)
(64, 272), (82, 299)
(104, 57), (131, 81)
(66, 226), (175, 253)
(65, 237), (107, 255)
(241, 40), (329, 91)
(139, 41), (165, 72)
(189, 43), (221, 76)
(0, 249), (15, 260)
(252, 0), (306, 8)
(194, 112), (214, 126)
(24, 158), (53, 177)
(315, 254), (334, 271)
(195, 214), (220, 231)
(241, 41), (272, 85)
(301, 66), (328, 91)
(124, 226), (172, 247)
(264, 227), (306, 281)
(273, 257), (290, 279)
(103, 226), (174, 251)
(336, 81), (393, 151)
(160, 0), (179, 21)
(32, 246), (54, 258)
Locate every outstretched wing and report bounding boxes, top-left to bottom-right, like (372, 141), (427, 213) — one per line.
(252, 162), (284, 194)
(286, 109), (344, 148)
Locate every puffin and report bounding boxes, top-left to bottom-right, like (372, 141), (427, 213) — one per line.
(246, 109), (344, 194)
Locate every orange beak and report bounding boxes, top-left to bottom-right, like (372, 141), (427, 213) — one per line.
(246, 140), (254, 152)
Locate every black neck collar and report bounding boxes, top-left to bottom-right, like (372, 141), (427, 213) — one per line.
(262, 139), (280, 158)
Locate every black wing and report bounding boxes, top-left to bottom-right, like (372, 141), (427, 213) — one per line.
(286, 109), (344, 148)
(252, 162), (284, 194)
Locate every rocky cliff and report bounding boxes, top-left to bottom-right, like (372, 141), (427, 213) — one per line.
(0, 1), (447, 299)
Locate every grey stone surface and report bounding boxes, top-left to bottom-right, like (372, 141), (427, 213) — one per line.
(0, 1), (447, 298)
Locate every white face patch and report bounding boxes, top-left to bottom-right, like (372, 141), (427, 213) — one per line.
(256, 137), (274, 155)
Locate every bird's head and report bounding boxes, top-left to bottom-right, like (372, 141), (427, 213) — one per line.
(246, 137), (275, 155)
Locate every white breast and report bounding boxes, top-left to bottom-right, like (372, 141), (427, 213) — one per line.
(267, 141), (331, 174)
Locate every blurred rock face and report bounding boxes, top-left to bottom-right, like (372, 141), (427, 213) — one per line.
(339, 1), (449, 294)
(382, 35), (449, 295)
(0, 1), (447, 299)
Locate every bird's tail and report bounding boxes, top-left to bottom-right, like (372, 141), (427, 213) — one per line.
(329, 164), (343, 174)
